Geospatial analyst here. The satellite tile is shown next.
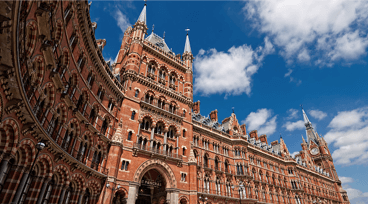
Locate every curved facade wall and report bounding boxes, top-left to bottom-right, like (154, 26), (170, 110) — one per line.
(0, 1), (350, 204)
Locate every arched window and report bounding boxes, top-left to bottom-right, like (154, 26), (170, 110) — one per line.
(41, 177), (55, 203)
(182, 129), (186, 137)
(108, 100), (114, 112)
(204, 155), (209, 168)
(19, 170), (36, 203)
(82, 188), (90, 204)
(182, 147), (186, 156)
(62, 130), (73, 150)
(63, 183), (73, 204)
(101, 119), (109, 135)
(224, 160), (229, 173)
(0, 158), (14, 193)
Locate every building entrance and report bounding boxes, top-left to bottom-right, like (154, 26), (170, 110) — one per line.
(136, 169), (167, 204)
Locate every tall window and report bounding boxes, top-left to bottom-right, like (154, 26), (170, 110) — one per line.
(19, 170), (36, 203)
(121, 160), (129, 171)
(0, 158), (14, 193)
(182, 129), (186, 137)
(131, 111), (136, 120)
(135, 90), (139, 97)
(63, 183), (73, 204)
(41, 178), (55, 204)
(127, 131), (132, 141)
(108, 100), (114, 112)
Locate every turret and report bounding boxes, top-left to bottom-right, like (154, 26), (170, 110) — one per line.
(133, 3), (148, 40)
(183, 30), (194, 99)
(123, 3), (148, 74)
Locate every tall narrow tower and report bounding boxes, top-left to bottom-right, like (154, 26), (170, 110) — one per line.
(183, 31), (194, 99)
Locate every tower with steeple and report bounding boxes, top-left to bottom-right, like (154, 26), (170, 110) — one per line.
(108, 2), (196, 203)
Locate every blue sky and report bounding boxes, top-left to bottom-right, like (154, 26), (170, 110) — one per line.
(90, 1), (368, 203)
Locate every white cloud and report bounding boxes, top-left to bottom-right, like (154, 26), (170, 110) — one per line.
(298, 49), (311, 62)
(283, 120), (305, 132)
(328, 109), (367, 130)
(114, 9), (131, 32)
(325, 107), (368, 165)
(309, 109), (327, 121)
(290, 151), (299, 158)
(345, 187), (368, 200)
(244, 0), (368, 65)
(286, 108), (299, 120)
(193, 37), (274, 96)
(340, 176), (354, 184)
(242, 109), (277, 136)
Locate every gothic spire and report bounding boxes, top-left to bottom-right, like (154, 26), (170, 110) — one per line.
(137, 2), (147, 25)
(302, 107), (312, 128)
(184, 29), (191, 53)
(301, 106), (319, 145)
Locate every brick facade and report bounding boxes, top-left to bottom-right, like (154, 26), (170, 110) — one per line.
(0, 1), (349, 204)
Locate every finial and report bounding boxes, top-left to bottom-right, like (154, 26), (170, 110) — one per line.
(232, 107), (235, 113)
(152, 24), (154, 33)
(280, 133), (282, 139)
(185, 28), (190, 35)
(163, 31), (165, 40)
(144, 0), (147, 6)
(300, 104), (303, 110)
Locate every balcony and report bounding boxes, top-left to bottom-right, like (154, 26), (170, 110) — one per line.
(198, 188), (258, 202)
(133, 143), (183, 165)
(224, 169), (233, 177)
(214, 166), (223, 174)
(203, 164), (213, 172)
(140, 100), (183, 122)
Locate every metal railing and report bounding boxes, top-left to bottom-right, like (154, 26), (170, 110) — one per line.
(133, 143), (183, 160)
(198, 188), (258, 200)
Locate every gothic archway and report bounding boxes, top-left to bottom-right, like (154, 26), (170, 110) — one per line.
(136, 169), (166, 204)
(133, 159), (178, 204)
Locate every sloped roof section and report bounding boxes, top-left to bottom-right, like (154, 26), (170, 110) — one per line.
(146, 32), (174, 55)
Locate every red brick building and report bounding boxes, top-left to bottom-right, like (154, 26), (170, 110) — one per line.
(0, 1), (350, 204)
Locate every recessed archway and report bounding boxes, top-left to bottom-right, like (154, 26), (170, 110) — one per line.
(136, 169), (167, 204)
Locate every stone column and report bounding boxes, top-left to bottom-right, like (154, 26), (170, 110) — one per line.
(150, 126), (155, 149)
(176, 135), (179, 154)
(126, 182), (139, 204)
(164, 130), (168, 144)
(166, 188), (179, 204)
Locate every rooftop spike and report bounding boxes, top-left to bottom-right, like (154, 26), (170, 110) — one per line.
(184, 29), (191, 53)
(301, 105), (311, 127)
(137, 2), (147, 25)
